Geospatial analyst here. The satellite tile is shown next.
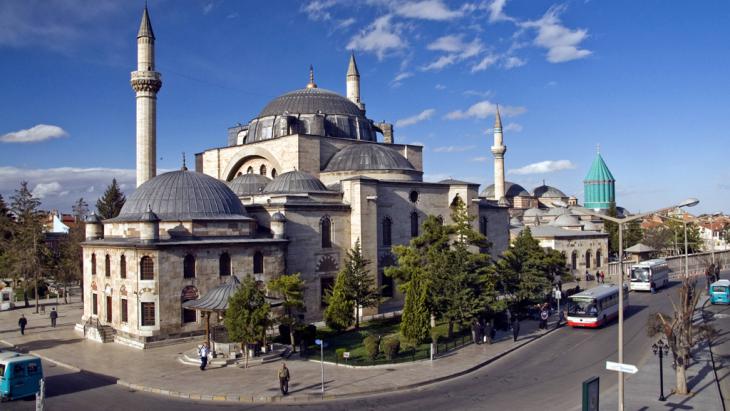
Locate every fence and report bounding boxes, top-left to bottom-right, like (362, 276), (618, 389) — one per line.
(605, 250), (730, 278)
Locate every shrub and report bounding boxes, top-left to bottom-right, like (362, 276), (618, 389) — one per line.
(363, 335), (380, 361)
(383, 337), (400, 360)
(336, 348), (347, 361)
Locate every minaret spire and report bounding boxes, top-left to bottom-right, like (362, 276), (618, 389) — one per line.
(131, 5), (162, 187)
(491, 104), (507, 203)
(307, 65), (317, 89)
(346, 51), (363, 110)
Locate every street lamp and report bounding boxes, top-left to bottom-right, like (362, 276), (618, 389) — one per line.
(707, 212), (722, 266)
(574, 197), (699, 411)
(652, 339), (670, 401)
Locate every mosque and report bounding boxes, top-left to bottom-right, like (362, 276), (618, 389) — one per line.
(78, 7), (511, 348)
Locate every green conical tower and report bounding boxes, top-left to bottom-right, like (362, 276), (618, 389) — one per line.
(583, 149), (615, 210)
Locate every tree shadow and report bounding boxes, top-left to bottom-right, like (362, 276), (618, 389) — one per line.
(44, 370), (117, 398)
(10, 338), (83, 352)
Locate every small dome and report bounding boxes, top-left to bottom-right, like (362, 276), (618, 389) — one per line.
(480, 181), (530, 198)
(523, 208), (546, 217)
(582, 221), (599, 231)
(271, 212), (287, 222)
(113, 170), (247, 222)
(324, 144), (415, 172)
(533, 185), (567, 198)
(550, 214), (582, 227)
(546, 207), (571, 216)
(263, 170), (329, 194)
(510, 217), (523, 226)
(227, 173), (271, 196)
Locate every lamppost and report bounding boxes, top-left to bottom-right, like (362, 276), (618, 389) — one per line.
(574, 198), (699, 411)
(652, 339), (670, 401)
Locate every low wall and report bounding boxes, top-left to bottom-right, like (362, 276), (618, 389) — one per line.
(605, 250), (730, 277)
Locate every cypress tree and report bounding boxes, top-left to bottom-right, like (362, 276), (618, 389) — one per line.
(96, 178), (126, 219)
(343, 240), (380, 329)
(224, 276), (271, 368)
(323, 271), (355, 332)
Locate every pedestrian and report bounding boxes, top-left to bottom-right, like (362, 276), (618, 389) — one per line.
(50, 307), (58, 327)
(557, 279), (563, 292)
(18, 314), (27, 335)
(715, 264), (721, 282)
(595, 271), (600, 283)
(511, 317), (520, 342)
(278, 362), (290, 395)
(198, 342), (209, 371)
(539, 306), (549, 330)
(600, 271), (605, 284)
(555, 309), (565, 329)
(585, 270), (590, 282)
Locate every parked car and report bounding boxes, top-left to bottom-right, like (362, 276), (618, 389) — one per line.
(0, 351), (44, 401)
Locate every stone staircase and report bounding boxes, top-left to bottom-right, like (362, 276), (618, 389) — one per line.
(76, 318), (115, 343)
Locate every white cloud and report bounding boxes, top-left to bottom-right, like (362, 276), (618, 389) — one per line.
(502, 55), (526, 69)
(472, 156), (490, 162)
(301, 0), (337, 21)
(0, 166), (135, 211)
(422, 36), (483, 71)
(508, 160), (576, 175)
(471, 54), (498, 72)
(433, 145), (476, 153)
(445, 100), (526, 120)
(336, 17), (356, 29)
(394, 0), (464, 21)
(435, 84), (446, 90)
(347, 15), (406, 60)
(396, 109), (436, 127)
(427, 35), (463, 52)
(422, 54), (457, 71)
(521, 5), (592, 63)
(393, 71), (413, 82)
(504, 122), (523, 132)
(1, 124), (68, 143)
(488, 0), (514, 23)
(202, 1), (215, 15)
(462, 89), (493, 98)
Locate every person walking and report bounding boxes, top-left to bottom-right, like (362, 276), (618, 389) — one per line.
(715, 263), (722, 282)
(50, 307), (58, 327)
(539, 306), (549, 330)
(198, 342), (209, 371)
(18, 314), (27, 335)
(511, 317), (520, 342)
(555, 309), (565, 329)
(278, 362), (290, 395)
(600, 271), (605, 284)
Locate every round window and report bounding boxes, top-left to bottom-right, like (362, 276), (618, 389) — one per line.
(409, 190), (419, 203)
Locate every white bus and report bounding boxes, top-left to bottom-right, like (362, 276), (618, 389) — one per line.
(567, 284), (628, 328)
(629, 259), (669, 292)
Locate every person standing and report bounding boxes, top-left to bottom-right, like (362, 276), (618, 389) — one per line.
(278, 362), (290, 395)
(511, 317), (520, 342)
(539, 306), (549, 330)
(18, 314), (27, 335)
(555, 309), (565, 329)
(600, 271), (605, 284)
(50, 307), (58, 327)
(198, 343), (209, 371)
(715, 264), (722, 282)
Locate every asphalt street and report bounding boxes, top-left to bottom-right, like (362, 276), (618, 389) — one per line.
(4, 279), (718, 411)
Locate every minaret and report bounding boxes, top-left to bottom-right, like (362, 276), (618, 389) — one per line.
(131, 5), (162, 187)
(491, 106), (507, 201)
(346, 52), (363, 110)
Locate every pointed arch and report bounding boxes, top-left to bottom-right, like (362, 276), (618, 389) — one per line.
(320, 215), (332, 248)
(382, 216), (392, 247)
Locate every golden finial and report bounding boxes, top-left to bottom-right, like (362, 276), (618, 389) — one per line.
(307, 65), (317, 89)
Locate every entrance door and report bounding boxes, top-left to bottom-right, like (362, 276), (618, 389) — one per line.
(106, 296), (112, 323)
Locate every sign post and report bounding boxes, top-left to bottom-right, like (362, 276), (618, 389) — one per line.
(606, 361), (638, 374)
(582, 376), (599, 411)
(315, 339), (325, 393)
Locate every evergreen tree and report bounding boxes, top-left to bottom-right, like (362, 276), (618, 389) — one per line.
(269, 273), (305, 351)
(399, 271), (431, 345)
(323, 270), (355, 332)
(343, 240), (380, 329)
(0, 194), (15, 276)
(224, 276), (271, 368)
(96, 179), (126, 219)
(8, 182), (46, 310)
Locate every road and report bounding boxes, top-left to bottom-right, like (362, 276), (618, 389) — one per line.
(5, 279), (713, 411)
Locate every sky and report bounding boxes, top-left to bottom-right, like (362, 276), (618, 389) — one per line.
(0, 0), (728, 215)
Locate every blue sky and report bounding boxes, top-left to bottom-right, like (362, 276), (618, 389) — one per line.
(0, 0), (728, 215)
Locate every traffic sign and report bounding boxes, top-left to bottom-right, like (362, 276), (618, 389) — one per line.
(315, 339), (322, 345)
(554, 290), (562, 300)
(343, 352), (350, 359)
(606, 361), (638, 374)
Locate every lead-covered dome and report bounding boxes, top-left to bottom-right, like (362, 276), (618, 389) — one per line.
(259, 88), (363, 118)
(481, 181), (530, 198)
(227, 173), (271, 196)
(324, 144), (415, 172)
(263, 170), (329, 194)
(111, 169), (248, 222)
(533, 185), (567, 198)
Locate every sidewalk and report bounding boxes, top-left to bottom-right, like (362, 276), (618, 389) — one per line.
(0, 298), (558, 403)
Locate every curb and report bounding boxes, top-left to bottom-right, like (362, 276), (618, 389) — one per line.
(2, 323), (561, 404)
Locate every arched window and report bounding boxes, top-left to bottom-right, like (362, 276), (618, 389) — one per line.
(183, 254), (196, 279)
(105, 254), (111, 277)
(382, 217), (392, 247)
(409, 190), (419, 203)
(571, 251), (577, 270)
(479, 216), (488, 236)
(259, 164), (267, 176)
(91, 253), (97, 275)
(585, 250), (591, 269)
(140, 256), (154, 280)
(320, 216), (332, 248)
(271, 168), (277, 178)
(410, 211), (419, 238)
(120, 255), (126, 279)
(246, 166), (254, 174)
(219, 252), (231, 277)
(596, 250), (602, 267)
(181, 286), (198, 324)
(253, 251), (264, 274)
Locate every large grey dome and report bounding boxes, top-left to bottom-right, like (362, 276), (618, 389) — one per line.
(263, 170), (329, 194)
(481, 181), (530, 198)
(550, 214), (582, 227)
(259, 88), (363, 118)
(533, 185), (567, 198)
(227, 173), (271, 196)
(324, 144), (415, 172)
(523, 207), (546, 217)
(112, 170), (248, 222)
